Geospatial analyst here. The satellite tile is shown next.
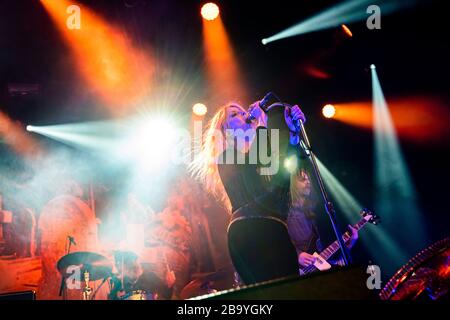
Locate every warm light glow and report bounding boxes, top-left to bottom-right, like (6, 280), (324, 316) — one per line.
(322, 104), (336, 118)
(192, 103), (207, 116)
(40, 0), (154, 116)
(341, 24), (353, 37)
(303, 64), (331, 80)
(201, 3), (220, 21)
(0, 112), (43, 159)
(329, 97), (450, 143)
(202, 12), (247, 106)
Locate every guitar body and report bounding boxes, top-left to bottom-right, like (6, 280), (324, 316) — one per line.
(312, 252), (332, 271)
(298, 209), (380, 276)
(298, 252), (331, 275)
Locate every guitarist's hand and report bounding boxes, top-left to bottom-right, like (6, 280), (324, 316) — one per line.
(298, 252), (316, 267)
(346, 225), (359, 249)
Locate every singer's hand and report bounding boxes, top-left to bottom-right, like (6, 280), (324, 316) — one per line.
(284, 105), (305, 133)
(248, 100), (268, 127)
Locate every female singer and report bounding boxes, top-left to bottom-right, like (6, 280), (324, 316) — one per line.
(191, 99), (305, 284)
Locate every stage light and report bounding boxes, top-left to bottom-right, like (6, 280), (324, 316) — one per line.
(201, 3), (220, 21)
(316, 156), (410, 276)
(202, 3), (247, 104)
(322, 104), (336, 119)
(341, 24), (353, 37)
(123, 116), (178, 171)
(192, 103), (207, 116)
(371, 66), (426, 251)
(370, 64), (376, 69)
(21, 120), (121, 151)
(40, 0), (154, 115)
(284, 155), (298, 174)
(262, 0), (417, 45)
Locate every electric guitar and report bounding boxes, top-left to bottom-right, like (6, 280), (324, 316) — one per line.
(299, 208), (380, 275)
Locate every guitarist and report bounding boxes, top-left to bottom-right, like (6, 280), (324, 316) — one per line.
(287, 168), (359, 269)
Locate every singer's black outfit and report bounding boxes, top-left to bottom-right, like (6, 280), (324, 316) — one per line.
(218, 108), (299, 285)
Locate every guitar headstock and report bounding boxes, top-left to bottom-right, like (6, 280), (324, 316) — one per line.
(360, 208), (380, 225)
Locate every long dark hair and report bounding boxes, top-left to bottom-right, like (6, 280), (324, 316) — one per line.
(290, 168), (317, 219)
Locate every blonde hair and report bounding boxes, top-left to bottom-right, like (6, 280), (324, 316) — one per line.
(190, 102), (245, 213)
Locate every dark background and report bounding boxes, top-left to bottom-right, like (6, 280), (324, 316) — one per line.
(1, 0), (449, 277)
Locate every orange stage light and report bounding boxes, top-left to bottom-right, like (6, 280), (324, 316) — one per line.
(341, 24), (353, 37)
(40, 0), (154, 116)
(332, 96), (450, 143)
(322, 104), (336, 118)
(201, 3), (220, 21)
(202, 16), (248, 107)
(192, 103), (208, 116)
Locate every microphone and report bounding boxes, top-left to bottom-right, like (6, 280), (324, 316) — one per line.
(68, 236), (77, 246)
(246, 92), (274, 123)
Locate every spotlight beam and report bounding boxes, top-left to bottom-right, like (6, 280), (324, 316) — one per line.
(371, 65), (427, 252)
(25, 120), (124, 152)
(316, 157), (410, 276)
(202, 12), (248, 105)
(262, 0), (417, 45)
(40, 0), (154, 115)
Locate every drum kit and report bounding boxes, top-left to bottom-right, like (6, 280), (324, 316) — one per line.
(56, 250), (158, 300)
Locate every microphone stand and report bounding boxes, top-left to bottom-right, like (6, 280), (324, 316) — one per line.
(296, 120), (352, 266)
(58, 236), (73, 299)
(264, 99), (352, 266)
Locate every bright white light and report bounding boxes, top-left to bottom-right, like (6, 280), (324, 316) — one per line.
(370, 64), (376, 69)
(26, 125), (33, 132)
(262, 38), (268, 45)
(123, 116), (177, 170)
(192, 103), (207, 116)
(322, 104), (336, 119)
(284, 155), (298, 173)
(201, 3), (220, 21)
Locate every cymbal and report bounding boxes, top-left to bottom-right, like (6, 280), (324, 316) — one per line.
(57, 251), (112, 281)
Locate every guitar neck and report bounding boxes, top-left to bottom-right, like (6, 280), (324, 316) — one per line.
(319, 218), (368, 261)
